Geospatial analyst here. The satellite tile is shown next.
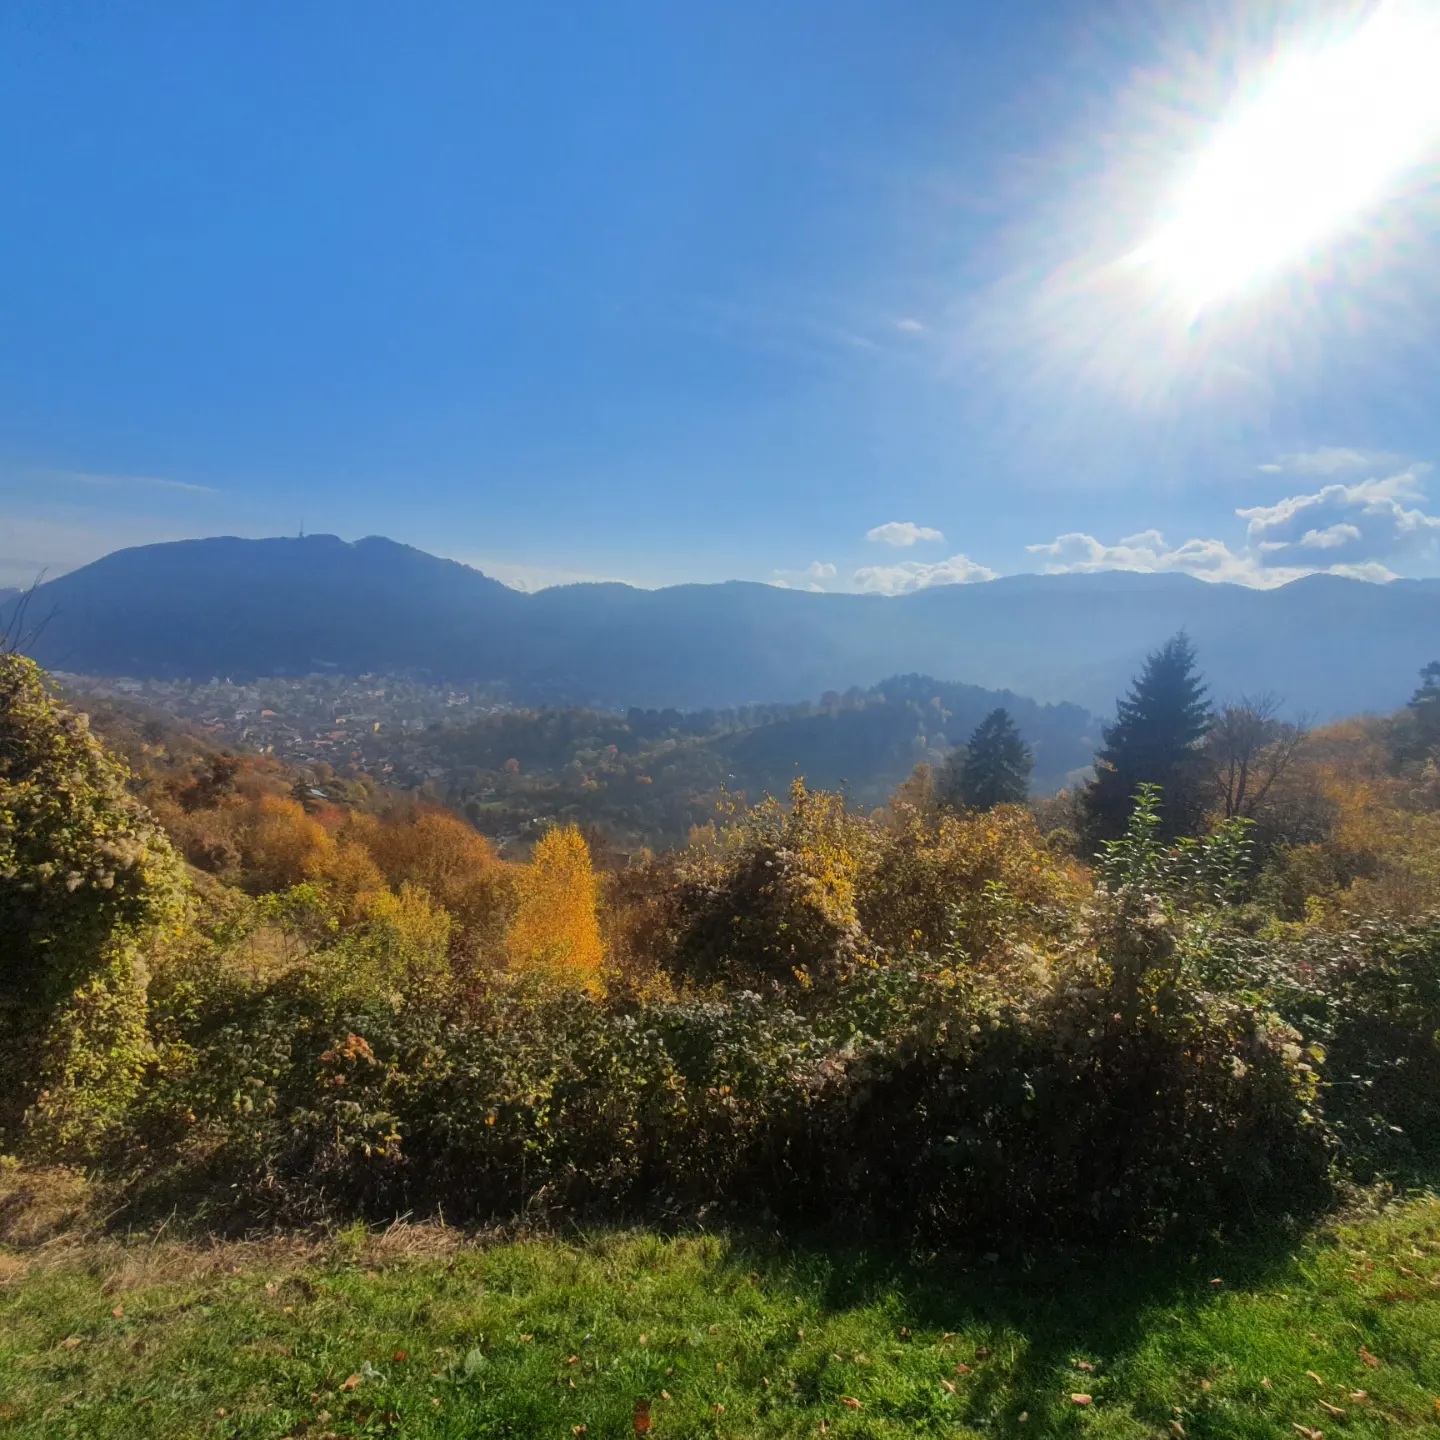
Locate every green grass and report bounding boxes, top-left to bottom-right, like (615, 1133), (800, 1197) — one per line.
(2, 1189), (1439, 1438)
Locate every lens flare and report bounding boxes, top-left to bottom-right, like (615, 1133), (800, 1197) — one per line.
(1134, 0), (1440, 311)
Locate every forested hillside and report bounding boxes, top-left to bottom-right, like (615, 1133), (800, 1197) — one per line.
(11, 533), (1440, 715)
(8, 634), (1440, 1434)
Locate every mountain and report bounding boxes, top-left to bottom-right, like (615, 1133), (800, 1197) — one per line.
(8, 533), (1439, 718)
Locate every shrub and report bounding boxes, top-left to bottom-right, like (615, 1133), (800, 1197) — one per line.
(861, 803), (1086, 963)
(0, 655), (185, 1153)
(137, 932), (1329, 1243)
(644, 782), (873, 990)
(1202, 918), (1440, 1183)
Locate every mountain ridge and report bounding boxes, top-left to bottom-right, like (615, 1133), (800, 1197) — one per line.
(7, 533), (1437, 718)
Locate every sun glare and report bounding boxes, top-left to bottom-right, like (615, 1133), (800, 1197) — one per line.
(1135, 0), (1440, 311)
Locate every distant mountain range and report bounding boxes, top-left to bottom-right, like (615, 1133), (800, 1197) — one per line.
(6, 534), (1438, 718)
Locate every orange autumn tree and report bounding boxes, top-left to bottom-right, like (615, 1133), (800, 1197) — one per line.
(506, 822), (604, 983)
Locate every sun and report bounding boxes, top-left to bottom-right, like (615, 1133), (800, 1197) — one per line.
(1133, 0), (1440, 312)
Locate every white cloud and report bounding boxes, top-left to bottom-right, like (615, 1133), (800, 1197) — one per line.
(1026, 530), (1280, 585)
(1258, 447), (1396, 477)
(453, 556), (653, 591)
(852, 553), (996, 595)
(771, 560), (839, 592)
(894, 317), (925, 333)
(61, 468), (219, 495)
(865, 520), (946, 547)
(1028, 456), (1440, 589)
(1238, 469), (1440, 570)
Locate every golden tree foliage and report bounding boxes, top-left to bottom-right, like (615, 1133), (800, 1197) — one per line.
(505, 823), (605, 983)
(349, 882), (454, 994)
(862, 803), (1088, 962)
(1277, 718), (1440, 923)
(356, 807), (518, 957)
(236, 794), (337, 894)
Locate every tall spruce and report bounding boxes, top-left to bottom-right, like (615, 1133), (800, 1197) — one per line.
(1408, 660), (1440, 754)
(1082, 632), (1210, 845)
(944, 707), (1033, 810)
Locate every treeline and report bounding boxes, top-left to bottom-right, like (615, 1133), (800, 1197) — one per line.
(434, 674), (1094, 850)
(3, 640), (1440, 1251)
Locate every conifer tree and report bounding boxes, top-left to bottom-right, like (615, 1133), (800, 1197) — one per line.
(1081, 632), (1210, 845)
(947, 708), (1033, 810)
(1408, 660), (1440, 753)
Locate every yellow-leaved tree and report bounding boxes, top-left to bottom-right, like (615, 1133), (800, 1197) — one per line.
(505, 823), (604, 984)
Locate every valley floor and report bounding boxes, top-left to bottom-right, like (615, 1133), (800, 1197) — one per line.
(1, 1174), (1438, 1438)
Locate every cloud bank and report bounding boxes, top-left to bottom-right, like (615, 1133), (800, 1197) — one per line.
(865, 521), (945, 547)
(852, 553), (996, 594)
(1029, 464), (1439, 588)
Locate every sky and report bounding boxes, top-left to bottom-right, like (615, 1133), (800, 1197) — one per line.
(4, 0), (1440, 594)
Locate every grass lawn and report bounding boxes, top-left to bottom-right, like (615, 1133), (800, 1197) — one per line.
(1, 1174), (1438, 1438)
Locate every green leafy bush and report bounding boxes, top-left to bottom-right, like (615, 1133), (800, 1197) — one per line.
(0, 655), (185, 1153)
(135, 931), (1329, 1244)
(1201, 918), (1440, 1183)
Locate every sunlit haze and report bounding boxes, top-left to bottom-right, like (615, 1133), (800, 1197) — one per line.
(1134, 0), (1440, 311)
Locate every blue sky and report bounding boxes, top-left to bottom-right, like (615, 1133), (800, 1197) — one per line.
(4, 0), (1440, 592)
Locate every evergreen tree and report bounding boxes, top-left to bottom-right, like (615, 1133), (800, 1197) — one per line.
(1081, 632), (1210, 846)
(946, 708), (1033, 810)
(1408, 660), (1440, 753)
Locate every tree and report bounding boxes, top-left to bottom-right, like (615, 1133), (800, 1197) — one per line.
(1082, 632), (1210, 845)
(505, 823), (604, 984)
(943, 708), (1033, 810)
(1409, 661), (1440, 753)
(0, 655), (185, 1151)
(1202, 695), (1308, 820)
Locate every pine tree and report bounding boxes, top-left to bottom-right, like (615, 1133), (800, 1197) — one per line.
(1409, 660), (1440, 753)
(947, 708), (1033, 810)
(1081, 632), (1210, 845)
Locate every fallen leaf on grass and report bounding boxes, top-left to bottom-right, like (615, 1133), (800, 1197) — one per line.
(1074, 1360), (1094, 1372)
(1348, 1391), (1367, 1402)
(842, 1396), (862, 1408)
(940, 1380), (957, 1394)
(634, 1398), (652, 1433)
(1319, 1401), (1346, 1417)
(954, 1363), (971, 1375)
(1292, 1427), (1323, 1440)
(1359, 1346), (1380, 1369)
(1306, 1372), (1325, 1386)
(111, 1306), (123, 1319)
(572, 1427), (586, 1436)
(341, 1375), (362, 1392)
(1071, 1394), (1092, 1406)
(60, 1337), (83, 1350)
(393, 1351), (408, 1363)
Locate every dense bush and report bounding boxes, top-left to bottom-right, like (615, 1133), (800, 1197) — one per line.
(0, 655), (185, 1153)
(1200, 917), (1440, 1183)
(133, 900), (1330, 1244)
